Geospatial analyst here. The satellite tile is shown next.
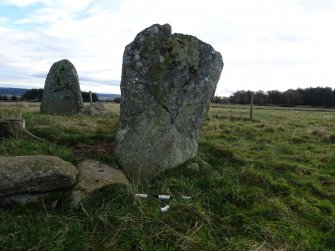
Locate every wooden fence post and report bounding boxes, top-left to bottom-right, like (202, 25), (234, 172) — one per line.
(89, 91), (93, 104)
(250, 92), (254, 120)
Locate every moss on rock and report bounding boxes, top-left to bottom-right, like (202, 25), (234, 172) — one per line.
(116, 24), (224, 179)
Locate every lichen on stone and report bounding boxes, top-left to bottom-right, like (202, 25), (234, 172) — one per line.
(116, 24), (223, 179)
(40, 59), (84, 115)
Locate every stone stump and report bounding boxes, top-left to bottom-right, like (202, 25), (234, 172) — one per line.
(0, 119), (26, 138)
(116, 24), (223, 179)
(0, 119), (42, 141)
(40, 59), (84, 115)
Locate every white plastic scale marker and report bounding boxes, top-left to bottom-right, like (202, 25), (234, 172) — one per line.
(135, 193), (191, 213)
(135, 194), (191, 200)
(160, 205), (170, 212)
(135, 193), (148, 198)
(158, 195), (170, 200)
(181, 195), (191, 200)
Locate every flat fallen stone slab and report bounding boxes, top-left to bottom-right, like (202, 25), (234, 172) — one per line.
(0, 155), (78, 197)
(69, 159), (129, 205)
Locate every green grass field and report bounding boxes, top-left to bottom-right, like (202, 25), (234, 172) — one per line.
(0, 103), (334, 250)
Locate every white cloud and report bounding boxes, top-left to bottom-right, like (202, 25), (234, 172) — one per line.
(2, 0), (51, 7)
(0, 17), (10, 23)
(0, 0), (335, 95)
(52, 0), (93, 11)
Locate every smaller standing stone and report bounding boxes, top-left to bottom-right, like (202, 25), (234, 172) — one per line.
(40, 59), (84, 115)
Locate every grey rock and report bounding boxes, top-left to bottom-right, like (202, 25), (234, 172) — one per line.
(0, 193), (43, 206)
(186, 162), (199, 172)
(0, 155), (78, 197)
(198, 158), (210, 167)
(116, 24), (223, 179)
(80, 103), (106, 116)
(0, 192), (62, 207)
(69, 159), (129, 205)
(40, 59), (84, 115)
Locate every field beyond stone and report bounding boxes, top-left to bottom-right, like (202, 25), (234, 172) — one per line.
(0, 103), (334, 250)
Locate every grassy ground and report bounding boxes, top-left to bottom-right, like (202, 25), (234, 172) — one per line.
(0, 103), (334, 250)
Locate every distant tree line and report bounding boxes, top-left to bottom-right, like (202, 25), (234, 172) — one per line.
(3, 86), (334, 107)
(0, 94), (19, 102)
(1, 89), (100, 102)
(21, 89), (43, 101)
(213, 87), (335, 107)
(0, 95), (9, 101)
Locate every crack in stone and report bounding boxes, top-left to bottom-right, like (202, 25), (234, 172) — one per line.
(173, 96), (184, 124)
(162, 104), (174, 123)
(142, 83), (176, 124)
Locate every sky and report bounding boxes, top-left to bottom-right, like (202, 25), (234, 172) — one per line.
(0, 0), (334, 96)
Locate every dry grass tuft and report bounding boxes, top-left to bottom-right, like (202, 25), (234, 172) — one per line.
(0, 102), (40, 119)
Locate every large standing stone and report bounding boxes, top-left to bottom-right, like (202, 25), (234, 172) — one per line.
(0, 155), (78, 197)
(40, 59), (84, 115)
(116, 24), (223, 179)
